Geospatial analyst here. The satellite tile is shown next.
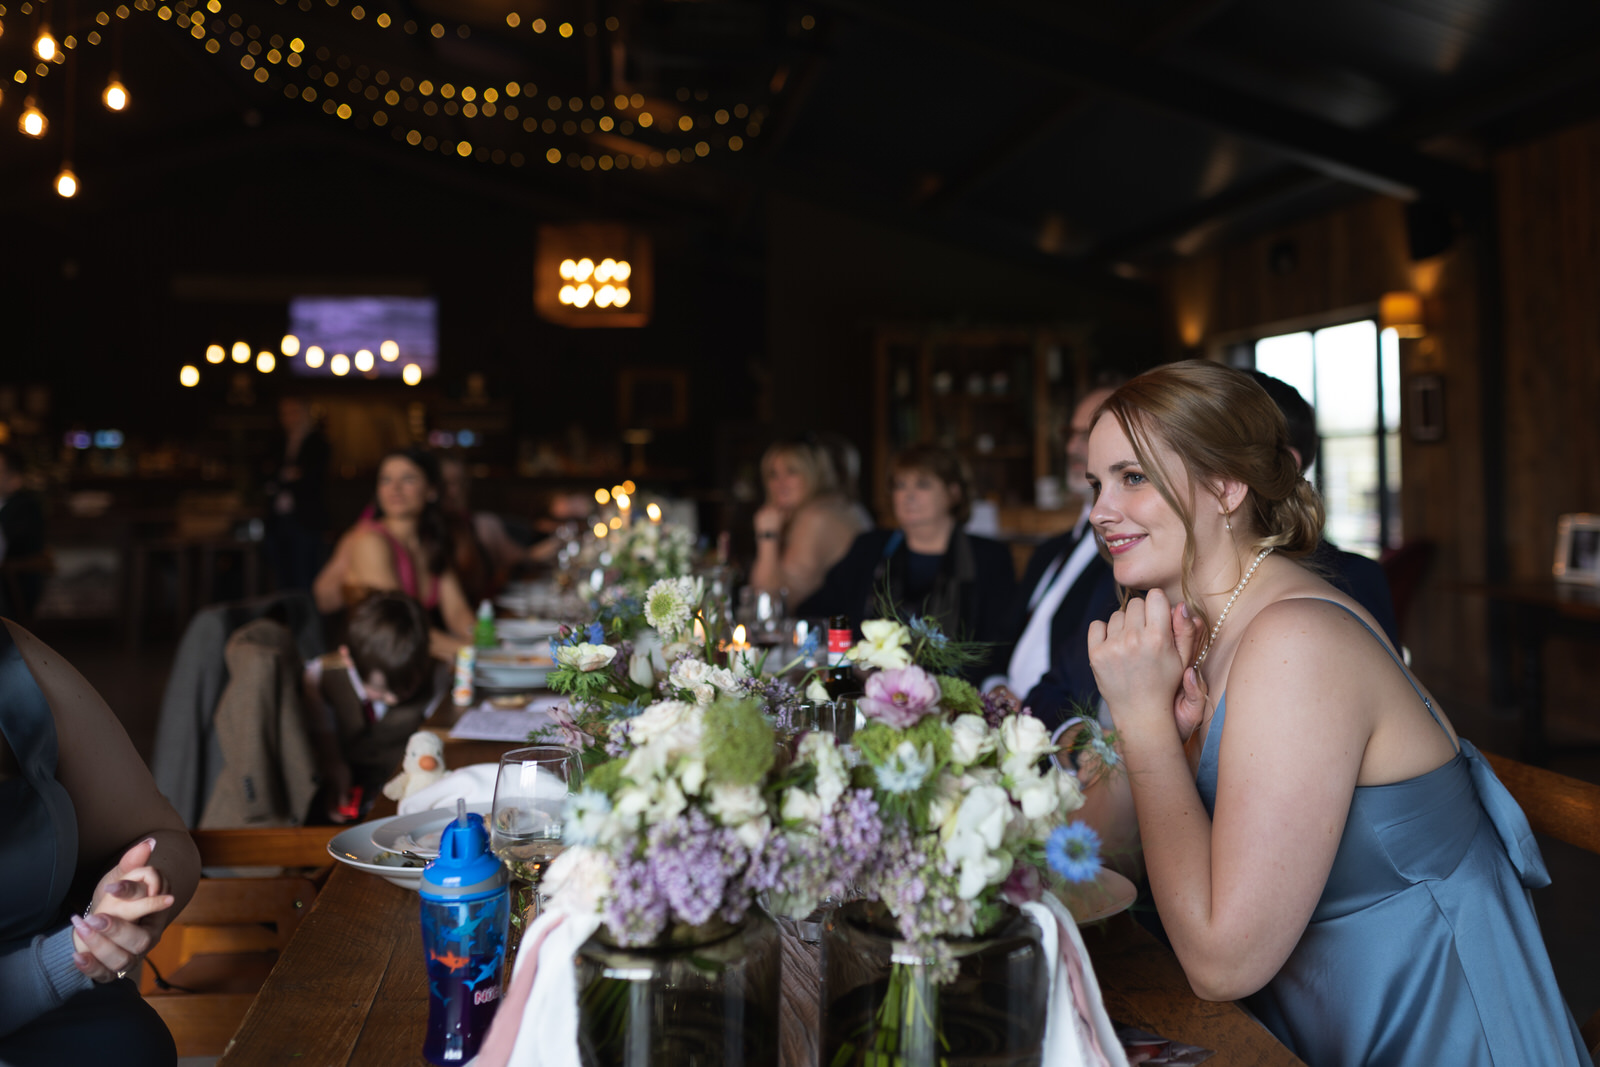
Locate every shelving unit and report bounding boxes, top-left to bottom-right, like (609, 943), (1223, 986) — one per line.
(870, 324), (1092, 526)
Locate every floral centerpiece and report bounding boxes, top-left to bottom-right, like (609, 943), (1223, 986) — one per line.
(817, 611), (1117, 1066)
(571, 517), (697, 610)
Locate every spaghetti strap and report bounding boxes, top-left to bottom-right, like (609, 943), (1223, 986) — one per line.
(1309, 597), (1454, 746)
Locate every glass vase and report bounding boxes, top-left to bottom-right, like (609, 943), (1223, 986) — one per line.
(821, 901), (1049, 1067)
(574, 911), (780, 1067)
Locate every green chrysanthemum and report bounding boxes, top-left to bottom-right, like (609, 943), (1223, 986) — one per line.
(937, 675), (982, 716)
(703, 698), (775, 787)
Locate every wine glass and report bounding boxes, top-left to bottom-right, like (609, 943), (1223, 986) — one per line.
(490, 746), (582, 927)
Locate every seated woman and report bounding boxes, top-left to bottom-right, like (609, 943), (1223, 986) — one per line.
(313, 448), (473, 661)
(1, 619), (202, 1067)
(748, 439), (872, 615)
(1079, 361), (1589, 1066)
(806, 444), (1015, 681)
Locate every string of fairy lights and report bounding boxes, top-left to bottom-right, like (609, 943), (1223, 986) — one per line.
(3, 0), (792, 196)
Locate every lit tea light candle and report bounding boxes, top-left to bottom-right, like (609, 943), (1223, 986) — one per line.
(728, 624), (750, 651)
(615, 491), (631, 526)
(646, 502), (662, 524)
(693, 618), (707, 644)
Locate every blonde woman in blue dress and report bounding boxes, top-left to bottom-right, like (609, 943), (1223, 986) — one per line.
(1079, 361), (1589, 1067)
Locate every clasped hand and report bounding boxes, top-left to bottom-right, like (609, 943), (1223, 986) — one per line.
(70, 837), (176, 983)
(1087, 588), (1209, 741)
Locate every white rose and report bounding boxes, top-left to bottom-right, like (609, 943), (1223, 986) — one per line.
(705, 667), (741, 695)
(691, 683), (717, 706)
(556, 642), (617, 673)
(948, 715), (996, 767)
(806, 677), (832, 703)
(781, 787), (825, 825)
(1011, 770), (1058, 820)
(706, 783), (767, 828)
(612, 785), (651, 827)
(628, 700), (701, 749)
(678, 757), (707, 796)
(946, 784), (1012, 853)
(735, 814), (771, 852)
(644, 778), (688, 824)
(670, 657), (710, 690)
(542, 846), (613, 915)
(846, 619), (913, 671)
(1053, 766), (1085, 813)
(628, 651), (655, 688)
(999, 714), (1054, 777)
(798, 733), (848, 809)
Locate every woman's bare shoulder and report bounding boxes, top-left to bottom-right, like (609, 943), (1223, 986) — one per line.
(795, 494), (866, 532)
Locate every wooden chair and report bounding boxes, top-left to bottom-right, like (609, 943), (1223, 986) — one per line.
(1483, 750), (1600, 1056)
(139, 825), (341, 1057)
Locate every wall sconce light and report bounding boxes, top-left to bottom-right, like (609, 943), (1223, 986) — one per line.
(534, 223), (653, 328)
(1379, 291), (1426, 338)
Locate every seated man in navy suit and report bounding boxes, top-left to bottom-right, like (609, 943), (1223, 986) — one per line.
(985, 383), (1123, 733)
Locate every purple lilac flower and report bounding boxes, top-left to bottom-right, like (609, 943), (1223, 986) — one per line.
(604, 855), (670, 945)
(1046, 822), (1102, 883)
(858, 666), (941, 729)
(646, 809), (745, 927)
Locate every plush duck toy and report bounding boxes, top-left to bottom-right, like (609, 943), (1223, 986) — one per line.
(383, 731), (448, 802)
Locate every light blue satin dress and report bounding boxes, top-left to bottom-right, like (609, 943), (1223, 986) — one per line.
(1196, 602), (1593, 1067)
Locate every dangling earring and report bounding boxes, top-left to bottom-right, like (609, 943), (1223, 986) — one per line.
(1225, 511), (1232, 531)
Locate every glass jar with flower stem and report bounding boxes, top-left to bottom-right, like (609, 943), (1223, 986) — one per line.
(490, 746), (582, 951)
(821, 900), (1049, 1067)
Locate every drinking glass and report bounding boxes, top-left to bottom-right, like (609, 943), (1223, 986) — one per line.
(490, 746), (582, 927)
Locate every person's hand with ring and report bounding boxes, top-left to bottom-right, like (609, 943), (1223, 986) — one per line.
(69, 837), (176, 983)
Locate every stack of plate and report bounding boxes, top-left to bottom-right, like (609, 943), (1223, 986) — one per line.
(326, 803), (493, 889)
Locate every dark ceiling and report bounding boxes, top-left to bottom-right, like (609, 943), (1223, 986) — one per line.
(5, 0), (1600, 273)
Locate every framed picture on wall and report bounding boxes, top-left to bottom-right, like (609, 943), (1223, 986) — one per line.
(1554, 513), (1600, 585)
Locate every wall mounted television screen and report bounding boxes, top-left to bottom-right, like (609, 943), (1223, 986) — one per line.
(287, 295), (438, 378)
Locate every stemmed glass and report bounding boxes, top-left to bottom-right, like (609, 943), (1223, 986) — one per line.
(490, 746), (582, 933)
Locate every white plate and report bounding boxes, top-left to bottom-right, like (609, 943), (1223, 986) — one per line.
(495, 618), (564, 643)
(328, 818), (429, 890)
(369, 803), (493, 860)
(476, 666), (550, 690)
(477, 647), (556, 669)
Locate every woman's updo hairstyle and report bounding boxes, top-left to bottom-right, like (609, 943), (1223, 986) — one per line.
(1097, 361), (1323, 620)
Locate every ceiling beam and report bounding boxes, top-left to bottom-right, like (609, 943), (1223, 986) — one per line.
(918, 0), (1242, 213)
(821, 0), (1485, 205)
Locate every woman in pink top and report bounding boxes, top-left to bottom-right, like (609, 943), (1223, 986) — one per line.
(339, 448), (472, 660)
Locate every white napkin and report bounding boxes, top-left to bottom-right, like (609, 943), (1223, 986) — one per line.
(397, 764), (500, 815)
(1022, 894), (1129, 1067)
(474, 908), (602, 1067)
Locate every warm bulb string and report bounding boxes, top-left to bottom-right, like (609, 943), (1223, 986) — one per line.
(10, 0), (773, 175)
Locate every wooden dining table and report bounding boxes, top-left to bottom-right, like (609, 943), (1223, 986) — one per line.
(216, 729), (1305, 1067)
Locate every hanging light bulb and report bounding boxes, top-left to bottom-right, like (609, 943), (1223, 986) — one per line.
(35, 29), (57, 61)
(19, 98), (47, 138)
(55, 165), (78, 198)
(103, 76), (129, 112)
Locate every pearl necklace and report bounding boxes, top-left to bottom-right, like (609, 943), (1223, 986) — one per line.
(1191, 547), (1274, 670)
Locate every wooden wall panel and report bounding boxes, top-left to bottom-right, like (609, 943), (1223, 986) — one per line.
(1498, 120), (1600, 582)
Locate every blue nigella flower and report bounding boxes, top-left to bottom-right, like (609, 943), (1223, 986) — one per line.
(908, 616), (949, 649)
(1046, 822), (1102, 883)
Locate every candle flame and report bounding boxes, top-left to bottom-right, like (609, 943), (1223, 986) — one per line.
(646, 502), (662, 522)
(732, 624), (747, 645)
(615, 492), (631, 509)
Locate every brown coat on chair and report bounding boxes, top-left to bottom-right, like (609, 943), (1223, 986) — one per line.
(199, 619), (321, 828)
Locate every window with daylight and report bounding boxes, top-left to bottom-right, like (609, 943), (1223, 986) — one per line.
(1250, 320), (1401, 558)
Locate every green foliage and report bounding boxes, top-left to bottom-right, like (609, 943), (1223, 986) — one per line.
(546, 663), (616, 701)
(936, 675), (982, 716)
(583, 758), (627, 798)
(703, 698), (776, 787)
